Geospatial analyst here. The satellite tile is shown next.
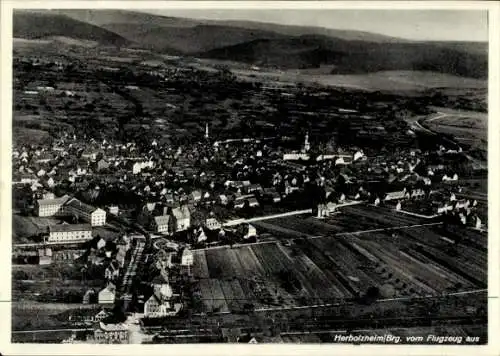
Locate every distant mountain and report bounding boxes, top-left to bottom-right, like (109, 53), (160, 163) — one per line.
(206, 19), (409, 43)
(13, 9), (487, 79)
(56, 9), (406, 44)
(49, 9), (411, 54)
(13, 10), (129, 47)
(99, 23), (286, 53)
(199, 36), (488, 79)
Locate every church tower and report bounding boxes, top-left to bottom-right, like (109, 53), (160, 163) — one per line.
(205, 122), (209, 139)
(303, 132), (310, 153)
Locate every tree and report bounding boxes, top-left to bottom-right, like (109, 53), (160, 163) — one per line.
(359, 286), (380, 305)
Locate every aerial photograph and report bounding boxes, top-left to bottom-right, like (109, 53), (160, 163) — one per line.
(9, 7), (488, 345)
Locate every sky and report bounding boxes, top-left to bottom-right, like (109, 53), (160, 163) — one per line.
(141, 9), (488, 42)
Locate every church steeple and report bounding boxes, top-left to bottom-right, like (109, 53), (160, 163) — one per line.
(303, 132), (310, 153)
(205, 122), (209, 139)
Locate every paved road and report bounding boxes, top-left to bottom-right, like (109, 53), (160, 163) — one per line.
(223, 209), (313, 227)
(13, 241), (87, 248)
(409, 111), (487, 170)
(12, 328), (94, 333)
(396, 209), (438, 219)
(223, 201), (363, 227)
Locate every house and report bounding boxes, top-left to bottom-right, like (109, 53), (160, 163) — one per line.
(47, 224), (92, 243)
(120, 235), (131, 250)
(93, 322), (128, 344)
(353, 150), (365, 161)
(248, 197), (260, 208)
(243, 224), (257, 239)
(473, 215), (483, 230)
(152, 215), (173, 234)
(68, 308), (99, 323)
(98, 283), (116, 305)
(234, 199), (246, 209)
(181, 248), (194, 267)
(105, 261), (120, 282)
(116, 245), (128, 268)
(96, 238), (106, 250)
(171, 205), (191, 231)
(316, 202), (337, 218)
(133, 162), (142, 175)
(144, 284), (174, 318)
(454, 199), (471, 211)
(411, 189), (425, 199)
(246, 184), (263, 194)
(196, 228), (208, 243)
(165, 193), (175, 204)
(436, 202), (453, 214)
(205, 217), (221, 230)
(65, 198), (106, 226)
(270, 192), (281, 203)
(94, 309), (110, 322)
(36, 194), (71, 217)
(335, 157), (353, 166)
(219, 194), (229, 205)
(191, 190), (202, 202)
(384, 189), (408, 201)
(283, 153), (309, 161)
(132, 161), (154, 175)
(82, 289), (97, 304)
(43, 192), (56, 199)
(97, 159), (110, 172)
(108, 206), (119, 215)
(37, 248), (52, 265)
(47, 177), (55, 188)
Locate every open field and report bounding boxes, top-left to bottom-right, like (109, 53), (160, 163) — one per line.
(424, 109), (487, 152)
(12, 215), (64, 243)
(306, 71), (487, 92)
(12, 301), (99, 331)
(229, 68), (487, 93)
(193, 205), (486, 314)
(12, 263), (107, 304)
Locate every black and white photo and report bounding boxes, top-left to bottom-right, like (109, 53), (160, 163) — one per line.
(1, 2), (497, 351)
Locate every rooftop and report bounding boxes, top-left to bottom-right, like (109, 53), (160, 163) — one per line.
(37, 194), (71, 206)
(172, 205), (190, 220)
(98, 322), (128, 332)
(49, 224), (92, 233)
(65, 198), (100, 215)
(154, 215), (171, 226)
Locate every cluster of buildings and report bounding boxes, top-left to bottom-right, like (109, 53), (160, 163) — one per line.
(34, 194), (106, 243)
(12, 120), (486, 248)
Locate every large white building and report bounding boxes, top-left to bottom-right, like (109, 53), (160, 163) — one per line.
(93, 322), (128, 344)
(152, 215), (172, 234)
(36, 195), (106, 226)
(47, 224), (92, 243)
(181, 248), (194, 267)
(36, 195), (71, 217)
(144, 284), (173, 318)
(205, 217), (221, 230)
(98, 283), (116, 305)
(171, 206), (191, 231)
(65, 198), (107, 226)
